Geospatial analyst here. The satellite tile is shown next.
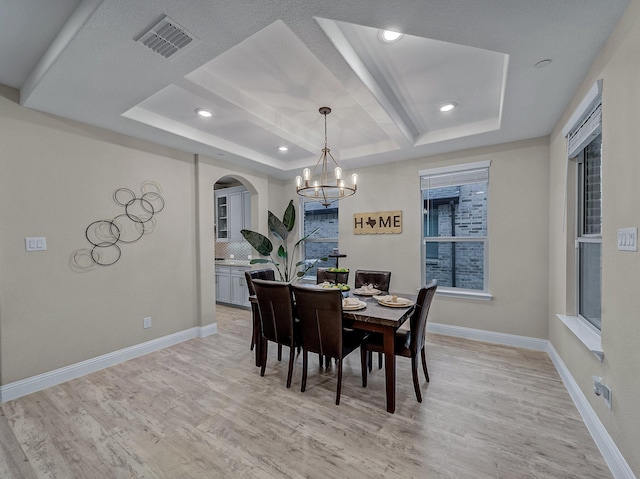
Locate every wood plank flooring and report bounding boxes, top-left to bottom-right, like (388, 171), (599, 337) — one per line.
(1, 305), (611, 478)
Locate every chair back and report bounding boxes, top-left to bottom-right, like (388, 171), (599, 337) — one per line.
(245, 268), (276, 296)
(354, 270), (391, 291)
(408, 280), (438, 355)
(316, 267), (349, 284)
(252, 279), (295, 345)
(291, 285), (344, 359)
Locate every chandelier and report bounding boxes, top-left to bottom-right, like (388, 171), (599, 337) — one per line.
(295, 107), (358, 207)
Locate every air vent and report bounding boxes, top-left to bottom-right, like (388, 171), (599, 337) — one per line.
(136, 15), (197, 58)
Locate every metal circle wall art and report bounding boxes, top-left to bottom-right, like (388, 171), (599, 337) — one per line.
(71, 181), (165, 270)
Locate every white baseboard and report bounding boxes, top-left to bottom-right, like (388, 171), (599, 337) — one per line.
(547, 343), (636, 479)
(0, 323), (217, 403)
(427, 322), (635, 479)
(427, 322), (549, 351)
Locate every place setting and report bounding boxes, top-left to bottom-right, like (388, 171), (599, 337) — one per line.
(373, 294), (414, 308)
(353, 283), (382, 296)
(342, 297), (367, 311)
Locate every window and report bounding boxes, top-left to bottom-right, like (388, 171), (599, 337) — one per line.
(420, 161), (490, 294)
(563, 81), (602, 331)
(301, 200), (339, 276)
(576, 132), (602, 330)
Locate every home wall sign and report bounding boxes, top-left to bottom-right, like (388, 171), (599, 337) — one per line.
(353, 210), (402, 235)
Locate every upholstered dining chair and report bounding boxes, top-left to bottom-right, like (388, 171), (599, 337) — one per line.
(355, 270), (392, 369)
(316, 267), (349, 285)
(252, 279), (300, 388)
(291, 285), (366, 405)
(360, 280), (438, 403)
(245, 268), (276, 352)
(354, 270), (391, 291)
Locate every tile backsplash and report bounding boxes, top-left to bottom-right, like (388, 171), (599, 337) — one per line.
(215, 241), (252, 260)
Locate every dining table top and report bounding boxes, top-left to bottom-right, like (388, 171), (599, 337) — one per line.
(342, 292), (417, 327)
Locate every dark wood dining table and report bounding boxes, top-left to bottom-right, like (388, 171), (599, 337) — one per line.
(343, 292), (416, 413)
(249, 289), (416, 414)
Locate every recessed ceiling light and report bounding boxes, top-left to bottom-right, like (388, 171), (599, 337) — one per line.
(534, 59), (552, 69)
(438, 102), (458, 112)
(380, 30), (403, 43)
(195, 108), (213, 118)
(278, 146), (289, 152)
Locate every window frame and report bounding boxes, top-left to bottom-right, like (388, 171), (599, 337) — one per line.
(419, 160), (492, 300)
(299, 199), (339, 279)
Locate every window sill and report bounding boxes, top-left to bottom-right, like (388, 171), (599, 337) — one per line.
(556, 314), (603, 361)
(435, 288), (493, 301)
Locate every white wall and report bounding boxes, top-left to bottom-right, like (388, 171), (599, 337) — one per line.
(548, 0), (640, 474)
(336, 137), (550, 339)
(0, 85), (197, 383)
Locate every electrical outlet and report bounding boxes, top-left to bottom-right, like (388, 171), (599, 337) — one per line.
(143, 317), (152, 329)
(592, 375), (612, 410)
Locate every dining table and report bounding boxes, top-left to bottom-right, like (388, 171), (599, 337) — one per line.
(248, 287), (416, 414)
(343, 291), (416, 413)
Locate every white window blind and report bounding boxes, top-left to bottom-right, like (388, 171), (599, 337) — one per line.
(567, 103), (602, 159)
(419, 160), (491, 189)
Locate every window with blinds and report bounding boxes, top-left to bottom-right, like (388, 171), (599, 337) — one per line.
(419, 160), (490, 293)
(565, 81), (602, 330)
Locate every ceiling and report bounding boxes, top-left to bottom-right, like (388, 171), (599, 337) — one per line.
(1, 0), (630, 179)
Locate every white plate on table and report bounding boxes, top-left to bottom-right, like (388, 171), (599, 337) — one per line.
(373, 295), (414, 308)
(342, 299), (367, 311)
(353, 288), (382, 296)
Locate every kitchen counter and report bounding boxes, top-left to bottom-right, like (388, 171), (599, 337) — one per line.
(215, 260), (252, 267)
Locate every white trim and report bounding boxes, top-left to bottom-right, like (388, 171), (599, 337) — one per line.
(0, 323), (217, 403)
(548, 344), (636, 479)
(557, 314), (603, 361)
(562, 79), (603, 137)
(435, 289), (493, 301)
(427, 322), (547, 350)
(418, 159), (491, 178)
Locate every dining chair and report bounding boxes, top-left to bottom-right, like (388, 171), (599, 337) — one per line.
(354, 270), (391, 291)
(291, 284), (366, 405)
(245, 268), (276, 352)
(316, 267), (349, 285)
(355, 270), (392, 368)
(252, 279), (300, 388)
(360, 280), (437, 403)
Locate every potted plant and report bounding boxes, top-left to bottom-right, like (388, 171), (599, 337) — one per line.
(241, 199), (326, 282)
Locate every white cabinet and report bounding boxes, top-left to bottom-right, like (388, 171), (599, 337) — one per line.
(231, 267), (250, 307)
(215, 267), (231, 303)
(215, 265), (250, 308)
(215, 187), (251, 242)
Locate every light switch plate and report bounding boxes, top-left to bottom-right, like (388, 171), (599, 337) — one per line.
(617, 227), (637, 251)
(25, 237), (47, 251)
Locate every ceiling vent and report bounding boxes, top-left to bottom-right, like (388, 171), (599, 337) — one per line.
(136, 15), (197, 59)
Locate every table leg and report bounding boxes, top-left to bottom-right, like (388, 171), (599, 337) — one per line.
(252, 304), (262, 367)
(383, 326), (396, 413)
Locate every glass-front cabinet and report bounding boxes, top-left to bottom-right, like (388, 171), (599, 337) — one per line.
(215, 186), (250, 242)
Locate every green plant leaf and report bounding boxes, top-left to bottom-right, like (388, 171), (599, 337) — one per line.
(241, 229), (273, 256)
(277, 245), (287, 259)
(268, 211), (288, 242)
(249, 258), (274, 265)
(282, 199), (295, 232)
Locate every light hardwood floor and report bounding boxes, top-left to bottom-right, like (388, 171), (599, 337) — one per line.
(1, 305), (611, 478)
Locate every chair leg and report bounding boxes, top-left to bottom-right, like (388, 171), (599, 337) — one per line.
(301, 350), (308, 392)
(260, 340), (268, 377)
(378, 352), (383, 369)
(421, 347), (429, 382)
(318, 353), (323, 368)
(360, 346), (368, 387)
(411, 355), (423, 403)
(286, 346), (295, 388)
(278, 344), (283, 361)
(336, 358), (343, 405)
(367, 351), (373, 372)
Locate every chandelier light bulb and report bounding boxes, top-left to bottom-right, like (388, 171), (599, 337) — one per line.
(351, 173), (358, 186)
(295, 176), (302, 188)
(334, 167), (342, 180)
(303, 168), (311, 181)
